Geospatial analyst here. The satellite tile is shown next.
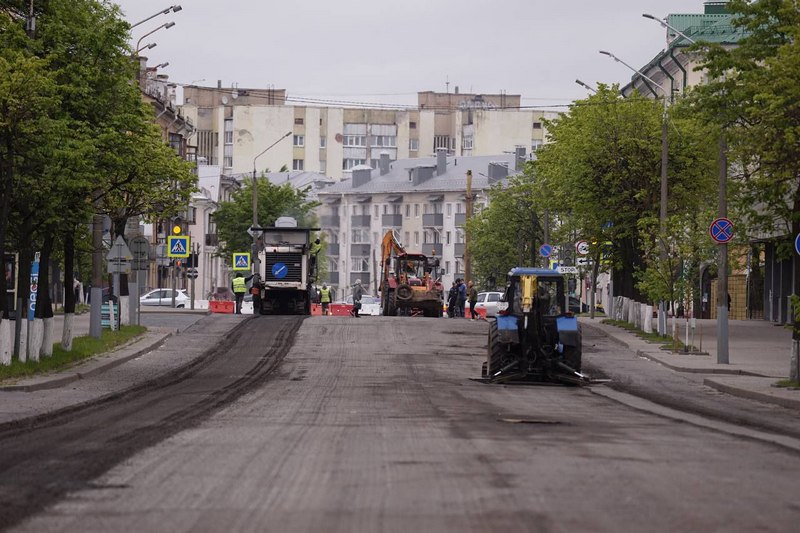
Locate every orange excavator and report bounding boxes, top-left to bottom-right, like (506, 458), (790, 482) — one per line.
(379, 231), (444, 317)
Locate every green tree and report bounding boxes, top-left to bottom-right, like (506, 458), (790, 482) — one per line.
(214, 176), (319, 260)
(690, 0), (800, 379)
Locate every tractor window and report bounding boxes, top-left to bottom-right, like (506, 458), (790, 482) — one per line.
(537, 279), (562, 316)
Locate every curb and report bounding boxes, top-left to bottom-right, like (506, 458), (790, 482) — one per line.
(0, 332), (171, 393)
(634, 350), (767, 377)
(704, 377), (800, 411)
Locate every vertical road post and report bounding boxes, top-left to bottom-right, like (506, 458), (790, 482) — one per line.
(717, 134), (729, 364)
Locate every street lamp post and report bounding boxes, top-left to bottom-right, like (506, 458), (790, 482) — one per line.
(130, 4), (182, 30)
(575, 79), (597, 94)
(599, 49), (670, 336)
(251, 131), (293, 275)
(136, 42), (157, 54)
(135, 21), (175, 55)
(642, 14), (697, 45)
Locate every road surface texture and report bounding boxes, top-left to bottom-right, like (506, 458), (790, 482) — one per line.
(4, 316), (800, 532)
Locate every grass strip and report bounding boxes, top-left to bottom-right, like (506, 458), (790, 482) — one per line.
(601, 318), (695, 351)
(0, 325), (146, 381)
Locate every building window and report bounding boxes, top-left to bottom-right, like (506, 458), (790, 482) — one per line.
(344, 135), (366, 147)
(393, 204), (401, 215)
(405, 204), (410, 217)
(361, 204), (369, 215)
(414, 204), (420, 217)
(533, 122), (542, 130)
(462, 135), (473, 150)
(531, 139), (543, 152)
(370, 135), (396, 148)
(320, 136), (326, 148)
(224, 119), (233, 145)
(446, 231), (451, 245)
(434, 135), (449, 152)
(352, 205), (357, 215)
(382, 204), (388, 215)
(343, 159), (366, 170)
(352, 256), (369, 272)
(457, 202), (464, 213)
(374, 204), (379, 217)
(409, 138), (419, 151)
(293, 159), (304, 170)
(223, 144), (233, 169)
(404, 232), (410, 245)
(320, 160), (327, 173)
(293, 135), (305, 147)
(294, 118), (304, 125)
(456, 259), (462, 274)
(329, 259), (338, 272)
(445, 261), (450, 275)
(414, 231), (420, 245)
(352, 228), (370, 243)
(446, 203), (452, 217)
(409, 121), (417, 129)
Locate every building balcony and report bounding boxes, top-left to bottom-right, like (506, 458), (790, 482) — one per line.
(350, 244), (371, 256)
(327, 243), (340, 256)
(422, 213), (443, 227)
(204, 233), (218, 246)
(321, 215), (340, 227)
(454, 213), (467, 226)
(351, 215), (371, 227)
(454, 243), (465, 257)
(423, 243), (443, 257)
(381, 214), (403, 227)
(350, 272), (370, 287)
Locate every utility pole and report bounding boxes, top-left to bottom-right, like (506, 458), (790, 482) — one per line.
(717, 134), (729, 364)
(464, 170), (473, 282)
(89, 199), (103, 339)
(543, 210), (550, 269)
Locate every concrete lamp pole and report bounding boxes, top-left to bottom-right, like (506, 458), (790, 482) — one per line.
(251, 131), (293, 274)
(599, 49), (670, 336)
(129, 4), (182, 30)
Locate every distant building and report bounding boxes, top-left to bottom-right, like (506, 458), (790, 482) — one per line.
(180, 85), (556, 181)
(315, 149), (525, 297)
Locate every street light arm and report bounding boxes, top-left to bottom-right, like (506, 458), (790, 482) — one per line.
(642, 13), (697, 44)
(575, 79), (597, 94)
(598, 50), (666, 97)
(135, 21), (176, 56)
(136, 42), (157, 54)
(130, 4), (182, 29)
(253, 131), (293, 173)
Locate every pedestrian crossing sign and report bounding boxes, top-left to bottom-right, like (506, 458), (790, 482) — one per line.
(233, 253), (250, 271)
(167, 236), (190, 258)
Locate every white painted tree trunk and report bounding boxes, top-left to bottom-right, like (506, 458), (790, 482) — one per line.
(27, 318), (43, 363)
(120, 295), (129, 327)
(0, 319), (11, 366)
(791, 340), (800, 382)
(109, 302), (117, 331)
(62, 313), (75, 352)
(644, 306), (653, 334)
(18, 322), (27, 363)
(41, 316), (54, 357)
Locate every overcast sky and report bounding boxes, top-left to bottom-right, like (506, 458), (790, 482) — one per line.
(115, 0), (708, 108)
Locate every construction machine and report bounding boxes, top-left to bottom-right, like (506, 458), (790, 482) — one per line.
(379, 231), (444, 317)
(482, 267), (588, 385)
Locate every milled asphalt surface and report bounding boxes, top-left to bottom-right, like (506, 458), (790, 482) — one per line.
(7, 316), (800, 532)
(0, 314), (301, 530)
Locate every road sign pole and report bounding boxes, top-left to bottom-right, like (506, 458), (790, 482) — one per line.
(717, 134), (729, 364)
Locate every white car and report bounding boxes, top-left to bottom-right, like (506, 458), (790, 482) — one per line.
(342, 295), (381, 316)
(466, 291), (504, 317)
(140, 288), (190, 308)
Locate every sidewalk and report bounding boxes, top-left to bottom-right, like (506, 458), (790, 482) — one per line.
(0, 314), (250, 427)
(581, 317), (800, 410)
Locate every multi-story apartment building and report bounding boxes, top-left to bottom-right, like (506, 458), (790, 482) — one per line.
(315, 149), (525, 299)
(180, 85), (555, 181)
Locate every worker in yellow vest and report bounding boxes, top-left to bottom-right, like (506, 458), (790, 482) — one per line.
(320, 283), (331, 315)
(231, 273), (247, 314)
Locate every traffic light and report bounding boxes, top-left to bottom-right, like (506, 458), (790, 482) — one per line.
(186, 253), (198, 269)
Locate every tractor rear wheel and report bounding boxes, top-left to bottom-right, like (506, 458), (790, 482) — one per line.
(487, 320), (507, 378)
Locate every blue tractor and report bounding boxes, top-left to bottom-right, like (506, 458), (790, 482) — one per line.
(482, 268), (587, 385)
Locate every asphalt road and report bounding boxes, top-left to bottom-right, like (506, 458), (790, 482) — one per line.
(3, 316), (799, 532)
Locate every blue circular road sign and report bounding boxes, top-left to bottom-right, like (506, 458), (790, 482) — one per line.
(795, 234), (800, 255)
(709, 218), (734, 244)
(271, 262), (288, 279)
(539, 244), (553, 258)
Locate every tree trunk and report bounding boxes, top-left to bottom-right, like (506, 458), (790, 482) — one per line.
(15, 242), (32, 361)
(613, 235), (645, 301)
(62, 230), (76, 351)
(791, 193), (800, 382)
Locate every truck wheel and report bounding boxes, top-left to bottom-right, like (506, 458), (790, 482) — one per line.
(396, 284), (413, 301)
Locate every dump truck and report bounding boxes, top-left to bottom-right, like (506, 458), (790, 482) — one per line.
(251, 217), (320, 315)
(482, 267), (587, 385)
(379, 231), (444, 317)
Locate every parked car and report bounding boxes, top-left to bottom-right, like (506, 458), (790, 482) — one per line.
(140, 288), (189, 308)
(466, 291), (504, 317)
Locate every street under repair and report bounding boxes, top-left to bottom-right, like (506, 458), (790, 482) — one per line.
(1, 316), (800, 532)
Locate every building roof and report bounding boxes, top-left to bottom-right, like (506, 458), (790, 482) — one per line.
(318, 154), (522, 197)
